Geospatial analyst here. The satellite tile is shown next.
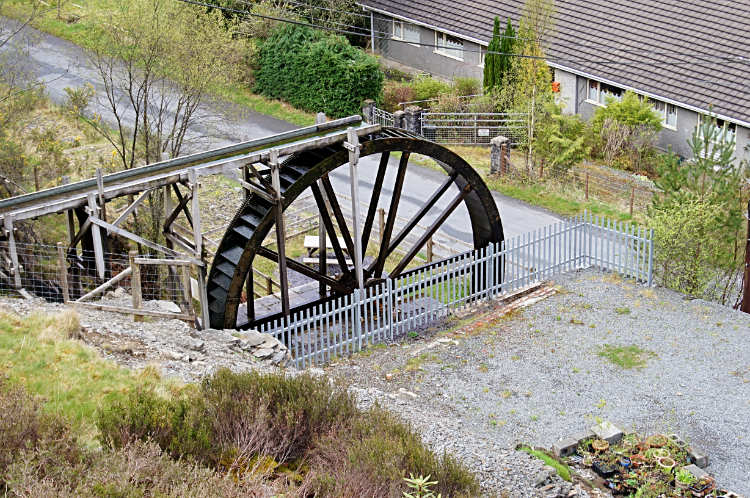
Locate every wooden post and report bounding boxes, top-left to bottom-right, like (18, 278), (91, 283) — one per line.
(57, 243), (69, 303)
(240, 137), (255, 317)
(378, 208), (385, 245)
(585, 173), (589, 201)
(188, 168), (210, 329)
(539, 158), (544, 179)
(500, 144), (507, 175)
(347, 127), (364, 291)
(266, 275), (273, 296)
(180, 264), (193, 324)
(740, 200), (750, 313)
(269, 149), (290, 321)
(4, 216), (21, 289)
(129, 250), (143, 322)
(630, 185), (635, 216)
(62, 176), (76, 245)
(96, 168), (106, 222)
(426, 237), (433, 263)
(87, 193), (106, 280)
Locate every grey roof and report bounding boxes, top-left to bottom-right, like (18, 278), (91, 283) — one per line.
(361, 0), (750, 126)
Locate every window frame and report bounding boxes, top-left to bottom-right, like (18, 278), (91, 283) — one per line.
(698, 117), (737, 149)
(585, 79), (622, 106)
(651, 99), (678, 130)
(434, 31), (464, 61)
(393, 20), (420, 45)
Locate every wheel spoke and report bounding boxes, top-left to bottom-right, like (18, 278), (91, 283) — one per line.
(389, 185), (470, 279)
(371, 152), (409, 278)
(366, 171), (457, 278)
(320, 175), (356, 260)
(361, 151), (390, 255)
(257, 246), (351, 294)
(311, 182), (353, 275)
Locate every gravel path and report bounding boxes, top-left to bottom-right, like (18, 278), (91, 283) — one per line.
(332, 268), (750, 495)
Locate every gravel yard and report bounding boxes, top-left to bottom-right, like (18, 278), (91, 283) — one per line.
(333, 268), (750, 495)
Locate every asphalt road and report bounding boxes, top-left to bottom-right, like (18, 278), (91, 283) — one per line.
(27, 24), (561, 248)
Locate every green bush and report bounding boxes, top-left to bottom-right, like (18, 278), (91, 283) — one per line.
(411, 74), (451, 102)
(534, 102), (590, 170)
(592, 90), (663, 131)
(254, 23), (383, 118)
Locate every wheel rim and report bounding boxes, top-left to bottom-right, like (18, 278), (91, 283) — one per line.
(206, 129), (504, 330)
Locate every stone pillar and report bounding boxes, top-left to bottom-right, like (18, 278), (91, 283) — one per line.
(362, 99), (375, 124)
(490, 136), (510, 175)
(393, 110), (405, 129)
(404, 105), (423, 135)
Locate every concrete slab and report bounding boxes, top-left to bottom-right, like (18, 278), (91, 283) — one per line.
(592, 421), (622, 444)
(571, 429), (595, 442)
(688, 445), (709, 468)
(552, 438), (578, 457)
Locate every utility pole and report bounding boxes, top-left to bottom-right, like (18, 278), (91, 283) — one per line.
(741, 199), (750, 313)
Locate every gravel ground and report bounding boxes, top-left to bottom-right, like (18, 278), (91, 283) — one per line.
(332, 268), (750, 495)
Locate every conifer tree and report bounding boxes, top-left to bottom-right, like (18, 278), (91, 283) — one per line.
(483, 16), (501, 91)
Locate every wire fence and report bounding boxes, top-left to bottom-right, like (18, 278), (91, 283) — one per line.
(258, 211), (654, 368)
(500, 150), (657, 214)
(0, 242), (189, 311)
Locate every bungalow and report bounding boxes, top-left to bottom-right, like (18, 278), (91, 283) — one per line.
(358, 0), (750, 164)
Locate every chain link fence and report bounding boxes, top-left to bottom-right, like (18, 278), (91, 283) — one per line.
(421, 112), (528, 146)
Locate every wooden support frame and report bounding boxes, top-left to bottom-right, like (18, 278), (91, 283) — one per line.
(345, 127), (364, 291)
(268, 149), (290, 321)
(130, 251), (143, 322)
(86, 193), (106, 280)
(110, 189), (152, 230)
(76, 267), (132, 302)
(188, 168), (210, 328)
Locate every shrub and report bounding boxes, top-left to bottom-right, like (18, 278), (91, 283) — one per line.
(592, 91), (663, 131)
(383, 81), (416, 112)
(97, 369), (480, 497)
(452, 77), (481, 97)
(254, 23), (383, 118)
(534, 102), (589, 170)
(411, 74), (451, 103)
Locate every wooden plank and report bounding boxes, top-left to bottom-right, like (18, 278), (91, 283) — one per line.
(67, 216), (92, 251)
(69, 301), (194, 321)
(130, 251), (142, 323)
(303, 235), (348, 251)
(88, 216), (203, 266)
(181, 264), (193, 321)
(188, 168), (210, 328)
(163, 190), (192, 231)
(96, 168), (106, 222)
(57, 243), (70, 303)
(111, 189), (151, 229)
(236, 177), (274, 203)
(134, 258), (192, 267)
(4, 216), (21, 288)
(302, 257), (353, 265)
(87, 193), (106, 280)
(269, 150), (290, 321)
(77, 267), (132, 302)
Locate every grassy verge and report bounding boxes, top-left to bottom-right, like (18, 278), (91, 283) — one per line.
(407, 146), (642, 223)
(0, 308), (179, 442)
(519, 445), (572, 482)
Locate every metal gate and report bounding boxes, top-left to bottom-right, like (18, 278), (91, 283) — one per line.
(421, 112), (528, 145)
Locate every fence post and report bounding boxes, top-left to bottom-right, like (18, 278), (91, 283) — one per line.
(57, 242), (69, 303)
(181, 265), (194, 325)
(354, 288), (362, 351)
(630, 185), (635, 216)
(585, 173), (589, 201)
(539, 159), (544, 179)
(362, 99), (375, 124)
(386, 277), (393, 340)
(404, 106), (422, 135)
(647, 228), (654, 286)
(490, 136), (509, 175)
(129, 250), (143, 322)
(426, 237), (433, 263)
(4, 215), (21, 289)
(393, 110), (405, 129)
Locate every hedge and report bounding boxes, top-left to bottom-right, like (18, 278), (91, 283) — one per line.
(254, 24), (383, 118)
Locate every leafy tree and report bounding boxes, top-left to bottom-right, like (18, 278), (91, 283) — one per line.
(517, 0), (556, 168)
(650, 112), (748, 305)
(592, 91), (662, 131)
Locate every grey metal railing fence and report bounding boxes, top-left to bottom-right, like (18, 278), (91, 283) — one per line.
(372, 107), (395, 127)
(421, 112), (528, 145)
(259, 211), (654, 368)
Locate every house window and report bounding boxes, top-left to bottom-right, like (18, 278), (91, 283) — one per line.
(651, 100), (678, 128)
(586, 79), (622, 106)
(435, 31), (463, 60)
(393, 20), (419, 44)
(699, 117), (736, 145)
